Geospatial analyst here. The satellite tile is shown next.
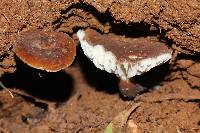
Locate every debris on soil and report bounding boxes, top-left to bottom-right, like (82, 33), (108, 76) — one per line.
(105, 103), (140, 133)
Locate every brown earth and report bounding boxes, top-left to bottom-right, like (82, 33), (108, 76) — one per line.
(0, 0), (200, 133)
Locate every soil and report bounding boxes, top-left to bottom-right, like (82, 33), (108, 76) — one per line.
(0, 0), (200, 133)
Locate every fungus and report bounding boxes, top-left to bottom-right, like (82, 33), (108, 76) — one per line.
(13, 30), (76, 72)
(77, 29), (172, 98)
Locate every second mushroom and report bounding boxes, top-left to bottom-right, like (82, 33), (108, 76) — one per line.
(13, 29), (76, 72)
(77, 29), (172, 98)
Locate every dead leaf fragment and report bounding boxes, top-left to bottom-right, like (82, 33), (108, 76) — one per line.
(104, 103), (141, 133)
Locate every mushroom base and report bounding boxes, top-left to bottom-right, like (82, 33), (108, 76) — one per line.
(118, 79), (147, 98)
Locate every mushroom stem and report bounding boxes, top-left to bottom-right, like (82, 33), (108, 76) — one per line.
(118, 78), (146, 98)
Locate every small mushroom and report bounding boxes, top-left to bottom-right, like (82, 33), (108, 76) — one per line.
(77, 29), (172, 98)
(13, 29), (76, 72)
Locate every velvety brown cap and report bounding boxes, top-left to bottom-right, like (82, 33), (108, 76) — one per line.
(84, 29), (172, 63)
(13, 30), (76, 72)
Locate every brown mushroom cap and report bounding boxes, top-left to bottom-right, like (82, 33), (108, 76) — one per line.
(77, 29), (172, 80)
(13, 30), (76, 72)
(84, 29), (171, 62)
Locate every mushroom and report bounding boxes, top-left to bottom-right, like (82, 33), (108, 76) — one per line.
(77, 29), (172, 98)
(13, 29), (76, 72)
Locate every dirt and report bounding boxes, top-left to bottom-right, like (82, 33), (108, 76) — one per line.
(0, 0), (200, 133)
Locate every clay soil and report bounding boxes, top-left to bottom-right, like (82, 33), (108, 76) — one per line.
(0, 0), (200, 133)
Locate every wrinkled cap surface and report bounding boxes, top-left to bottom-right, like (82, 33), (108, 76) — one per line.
(77, 29), (172, 80)
(13, 30), (76, 72)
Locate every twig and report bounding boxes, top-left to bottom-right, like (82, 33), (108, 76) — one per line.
(0, 81), (14, 98)
(10, 88), (50, 105)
